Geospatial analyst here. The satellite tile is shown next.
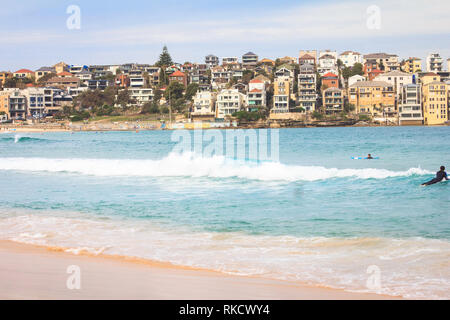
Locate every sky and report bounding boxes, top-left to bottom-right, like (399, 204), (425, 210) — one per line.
(0, 0), (449, 71)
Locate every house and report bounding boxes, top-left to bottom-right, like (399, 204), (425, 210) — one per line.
(211, 66), (232, 90)
(339, 51), (362, 67)
(348, 75), (366, 87)
(168, 70), (187, 88)
(205, 55), (219, 68)
(189, 72), (211, 92)
(246, 79), (266, 111)
(420, 72), (441, 85)
(242, 52), (258, 67)
(129, 88), (154, 106)
(272, 76), (291, 113)
(363, 53), (399, 71)
(57, 71), (74, 78)
(53, 62), (69, 74)
(277, 56), (297, 65)
(426, 53), (443, 72)
(318, 51), (337, 75)
(215, 89), (245, 119)
(233, 82), (247, 95)
(13, 69), (34, 79)
(75, 69), (93, 83)
(298, 63), (318, 112)
(321, 72), (339, 90)
(401, 57), (422, 74)
(422, 81), (448, 125)
(374, 70), (413, 97)
(322, 87), (344, 114)
(192, 91), (216, 120)
(46, 76), (80, 89)
(69, 66), (86, 74)
(35, 67), (55, 81)
(258, 58), (275, 74)
(274, 65), (295, 79)
(348, 81), (396, 117)
(299, 50), (317, 66)
(253, 74), (271, 87)
(129, 70), (146, 88)
(398, 84), (423, 125)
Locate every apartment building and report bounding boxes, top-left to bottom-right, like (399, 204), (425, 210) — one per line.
(129, 88), (154, 106)
(321, 72), (339, 90)
(422, 81), (448, 125)
(23, 87), (54, 118)
(426, 53), (443, 72)
(398, 84), (423, 125)
(374, 70), (413, 97)
(298, 63), (317, 112)
(215, 89), (245, 119)
(339, 51), (362, 67)
(192, 91), (216, 116)
(401, 57), (422, 74)
(0, 89), (27, 119)
(299, 50), (317, 66)
(205, 55), (219, 68)
(246, 79), (266, 111)
(348, 81), (395, 117)
(363, 53), (399, 71)
(272, 76), (291, 113)
(322, 87), (344, 114)
(242, 52), (258, 67)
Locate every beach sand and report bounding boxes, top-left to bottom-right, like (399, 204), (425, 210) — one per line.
(0, 240), (399, 300)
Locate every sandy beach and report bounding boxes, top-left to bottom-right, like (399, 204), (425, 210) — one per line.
(0, 240), (397, 300)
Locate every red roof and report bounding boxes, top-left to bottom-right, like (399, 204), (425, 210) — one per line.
(15, 69), (34, 73)
(57, 71), (73, 76)
(250, 88), (262, 93)
(370, 69), (383, 74)
(249, 79), (263, 83)
(323, 72), (338, 78)
(26, 83), (35, 87)
(170, 70), (185, 77)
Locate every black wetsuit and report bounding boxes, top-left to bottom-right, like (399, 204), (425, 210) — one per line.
(422, 171), (449, 186)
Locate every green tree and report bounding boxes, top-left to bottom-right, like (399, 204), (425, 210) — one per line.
(37, 73), (56, 84)
(164, 81), (184, 101)
(185, 83), (199, 101)
(156, 45), (173, 67)
(352, 63), (364, 76)
(116, 89), (130, 107)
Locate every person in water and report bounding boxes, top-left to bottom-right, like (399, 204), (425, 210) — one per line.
(366, 154), (374, 159)
(422, 166), (449, 186)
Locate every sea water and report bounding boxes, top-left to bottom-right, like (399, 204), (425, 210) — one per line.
(0, 127), (449, 299)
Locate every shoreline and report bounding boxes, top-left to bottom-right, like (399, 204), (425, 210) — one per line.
(0, 240), (400, 300)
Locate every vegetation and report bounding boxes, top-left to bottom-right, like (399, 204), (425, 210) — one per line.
(232, 110), (266, 122)
(359, 114), (371, 121)
(312, 111), (323, 120)
(342, 62), (364, 80)
(155, 46), (173, 67)
(185, 83), (199, 101)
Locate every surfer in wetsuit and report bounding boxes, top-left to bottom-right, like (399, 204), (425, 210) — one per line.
(422, 166), (449, 186)
(366, 154), (374, 159)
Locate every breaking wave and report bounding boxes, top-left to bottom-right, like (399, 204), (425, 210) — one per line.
(0, 152), (432, 181)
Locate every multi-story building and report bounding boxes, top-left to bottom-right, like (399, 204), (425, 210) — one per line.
(422, 81), (448, 125)
(339, 51), (362, 67)
(426, 53), (443, 72)
(363, 53), (399, 71)
(53, 62), (69, 74)
(0, 89), (27, 119)
(374, 70), (413, 98)
(348, 81), (396, 117)
(88, 80), (110, 91)
(205, 55), (219, 68)
(321, 72), (339, 90)
(46, 76), (80, 89)
(129, 88), (154, 106)
(211, 66), (232, 90)
(348, 75), (366, 87)
(215, 89), (245, 119)
(128, 70), (146, 88)
(0, 72), (12, 87)
(398, 84), (423, 125)
(401, 57), (422, 74)
(298, 63), (317, 112)
(222, 57), (239, 66)
(318, 51), (337, 75)
(23, 87), (54, 118)
(242, 52), (258, 67)
(192, 91), (216, 117)
(272, 76), (291, 113)
(246, 79), (266, 111)
(322, 87), (344, 114)
(168, 70), (188, 88)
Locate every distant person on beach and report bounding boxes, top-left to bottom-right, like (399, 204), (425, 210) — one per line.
(422, 166), (448, 186)
(366, 154), (374, 159)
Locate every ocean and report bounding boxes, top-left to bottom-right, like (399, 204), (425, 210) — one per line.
(0, 126), (449, 299)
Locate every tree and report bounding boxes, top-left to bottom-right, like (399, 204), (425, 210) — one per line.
(352, 63), (364, 76)
(141, 102), (160, 114)
(153, 88), (163, 103)
(37, 73), (56, 84)
(116, 89), (130, 107)
(164, 81), (184, 101)
(185, 83), (199, 101)
(156, 46), (173, 67)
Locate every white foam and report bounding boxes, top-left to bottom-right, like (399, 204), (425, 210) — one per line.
(0, 213), (448, 299)
(0, 153), (432, 182)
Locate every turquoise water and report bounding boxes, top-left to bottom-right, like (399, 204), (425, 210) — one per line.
(0, 127), (449, 298)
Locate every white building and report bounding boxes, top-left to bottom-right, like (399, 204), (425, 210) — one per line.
(339, 51), (362, 67)
(22, 87), (55, 118)
(246, 79), (266, 110)
(426, 53), (443, 72)
(398, 84), (423, 125)
(374, 70), (413, 96)
(215, 89), (245, 119)
(318, 54), (338, 76)
(192, 91), (216, 115)
(129, 88), (154, 106)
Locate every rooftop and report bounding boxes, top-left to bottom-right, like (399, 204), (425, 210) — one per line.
(349, 80), (393, 88)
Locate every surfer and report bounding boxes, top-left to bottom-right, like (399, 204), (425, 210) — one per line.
(422, 166), (448, 186)
(366, 154), (374, 160)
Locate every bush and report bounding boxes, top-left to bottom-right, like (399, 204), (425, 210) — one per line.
(312, 111), (323, 120)
(359, 114), (371, 121)
(232, 110), (266, 122)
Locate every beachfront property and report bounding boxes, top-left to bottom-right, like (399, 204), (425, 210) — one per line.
(192, 91), (216, 121)
(374, 70), (413, 98)
(272, 76), (291, 113)
(215, 89), (245, 119)
(422, 77), (448, 125)
(322, 87), (344, 114)
(363, 53), (400, 72)
(398, 84), (423, 125)
(128, 88), (154, 106)
(348, 81), (396, 118)
(426, 53), (443, 73)
(246, 79), (266, 111)
(298, 63), (318, 112)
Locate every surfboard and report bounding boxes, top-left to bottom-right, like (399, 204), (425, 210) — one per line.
(351, 157), (380, 160)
